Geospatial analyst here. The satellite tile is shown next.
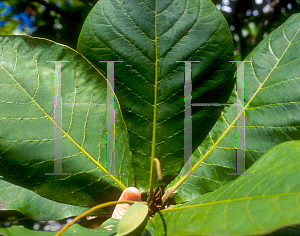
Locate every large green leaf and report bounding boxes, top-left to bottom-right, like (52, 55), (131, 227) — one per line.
(0, 218), (157, 236)
(0, 177), (107, 221)
(150, 140), (300, 235)
(0, 35), (134, 207)
(0, 219), (119, 236)
(165, 13), (300, 203)
(77, 0), (235, 192)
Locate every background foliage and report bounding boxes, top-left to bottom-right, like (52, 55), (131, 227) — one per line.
(1, 0), (300, 59)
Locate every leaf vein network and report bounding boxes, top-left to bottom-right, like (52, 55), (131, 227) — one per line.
(117, 0), (154, 40)
(87, 15), (155, 87)
(101, 1), (155, 63)
(156, 0), (187, 38)
(157, 2), (201, 60)
(115, 79), (153, 106)
(140, 0), (154, 12)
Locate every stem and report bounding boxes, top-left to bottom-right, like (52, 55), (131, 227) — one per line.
(54, 200), (136, 236)
(147, 158), (162, 206)
(147, 160), (155, 204)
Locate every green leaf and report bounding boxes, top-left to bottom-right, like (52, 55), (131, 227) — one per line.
(116, 202), (149, 236)
(165, 13), (300, 203)
(0, 226), (55, 236)
(0, 35), (134, 207)
(0, 221), (119, 236)
(150, 140), (300, 236)
(76, 0), (235, 193)
(0, 177), (107, 221)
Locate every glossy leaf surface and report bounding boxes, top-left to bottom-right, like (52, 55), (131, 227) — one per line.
(0, 177), (107, 221)
(0, 221), (119, 236)
(166, 13), (300, 203)
(0, 35), (134, 207)
(77, 0), (235, 192)
(151, 140), (300, 235)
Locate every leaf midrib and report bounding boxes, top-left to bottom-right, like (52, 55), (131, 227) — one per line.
(148, 0), (158, 202)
